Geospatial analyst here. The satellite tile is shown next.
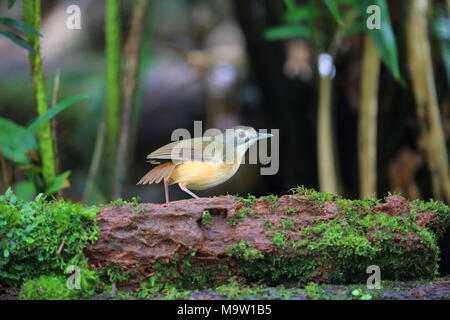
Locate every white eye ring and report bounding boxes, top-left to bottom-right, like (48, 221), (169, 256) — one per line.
(238, 131), (246, 139)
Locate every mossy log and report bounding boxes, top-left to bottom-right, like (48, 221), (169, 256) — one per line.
(84, 190), (450, 288)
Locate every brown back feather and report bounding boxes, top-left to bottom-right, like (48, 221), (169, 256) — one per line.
(137, 162), (176, 185)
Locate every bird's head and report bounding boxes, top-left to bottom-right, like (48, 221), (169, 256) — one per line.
(221, 126), (273, 162)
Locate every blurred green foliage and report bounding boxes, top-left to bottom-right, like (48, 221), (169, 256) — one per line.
(264, 0), (402, 82)
(0, 95), (88, 199)
(0, 13), (39, 51)
(0, 0), (17, 9)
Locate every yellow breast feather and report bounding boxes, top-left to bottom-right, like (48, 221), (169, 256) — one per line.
(170, 160), (238, 190)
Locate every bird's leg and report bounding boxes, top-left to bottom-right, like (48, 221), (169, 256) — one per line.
(164, 179), (170, 203)
(179, 183), (199, 199)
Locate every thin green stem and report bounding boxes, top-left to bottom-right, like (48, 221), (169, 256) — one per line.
(23, 0), (56, 188)
(104, 0), (122, 200)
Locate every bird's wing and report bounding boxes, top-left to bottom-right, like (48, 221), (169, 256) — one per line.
(146, 136), (223, 163)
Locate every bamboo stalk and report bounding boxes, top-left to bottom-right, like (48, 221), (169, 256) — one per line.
(51, 70), (61, 196)
(83, 119), (106, 204)
(407, 0), (450, 202)
(104, 0), (122, 200)
(317, 74), (339, 194)
(128, 4), (154, 162)
(316, 29), (345, 195)
(113, 0), (149, 199)
(316, 11), (359, 195)
(23, 0), (56, 188)
(358, 34), (380, 199)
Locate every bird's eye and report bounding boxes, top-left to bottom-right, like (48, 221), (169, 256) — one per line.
(238, 131), (246, 139)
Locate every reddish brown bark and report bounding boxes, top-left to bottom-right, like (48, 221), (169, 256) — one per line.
(84, 194), (444, 286)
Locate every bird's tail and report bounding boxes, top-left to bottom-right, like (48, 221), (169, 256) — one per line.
(137, 162), (176, 185)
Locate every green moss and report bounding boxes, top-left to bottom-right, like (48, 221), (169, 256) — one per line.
(294, 213), (440, 282)
(138, 268), (180, 297)
(4, 187), (450, 297)
(410, 198), (450, 237)
(229, 194), (260, 226)
(240, 207), (259, 217)
(108, 196), (141, 207)
(138, 253), (231, 297)
(263, 220), (277, 230)
(284, 208), (299, 215)
(262, 194), (278, 202)
(228, 207), (259, 227)
(279, 218), (294, 229)
(107, 197), (146, 216)
(201, 210), (212, 225)
(235, 194), (257, 206)
(131, 204), (147, 216)
(103, 264), (134, 283)
(304, 282), (326, 300)
(19, 275), (76, 300)
(0, 188), (99, 287)
(225, 241), (264, 261)
(158, 287), (194, 300)
(19, 257), (101, 300)
(215, 279), (268, 299)
(271, 288), (295, 299)
(271, 201), (281, 211)
(350, 288), (373, 300)
(291, 186), (337, 202)
(270, 231), (288, 248)
(227, 192), (447, 285)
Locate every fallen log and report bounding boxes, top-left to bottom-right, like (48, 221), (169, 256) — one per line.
(84, 188), (450, 288)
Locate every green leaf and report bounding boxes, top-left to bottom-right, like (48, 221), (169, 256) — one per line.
(14, 180), (36, 201)
(0, 30), (32, 51)
(0, 0), (17, 9)
(358, 0), (403, 83)
(284, 6), (324, 23)
(21, 95), (89, 139)
(264, 24), (311, 40)
(8, 0), (17, 8)
(0, 17), (41, 36)
(284, 0), (295, 12)
(45, 171), (71, 195)
(342, 19), (366, 36)
(323, 0), (344, 26)
(351, 289), (361, 296)
(0, 118), (37, 164)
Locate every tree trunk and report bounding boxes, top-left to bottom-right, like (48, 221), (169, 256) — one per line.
(407, 0), (450, 203)
(85, 193), (447, 287)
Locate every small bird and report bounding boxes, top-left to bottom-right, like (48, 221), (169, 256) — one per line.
(137, 126), (272, 202)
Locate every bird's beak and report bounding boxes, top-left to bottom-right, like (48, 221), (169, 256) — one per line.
(257, 133), (273, 140)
